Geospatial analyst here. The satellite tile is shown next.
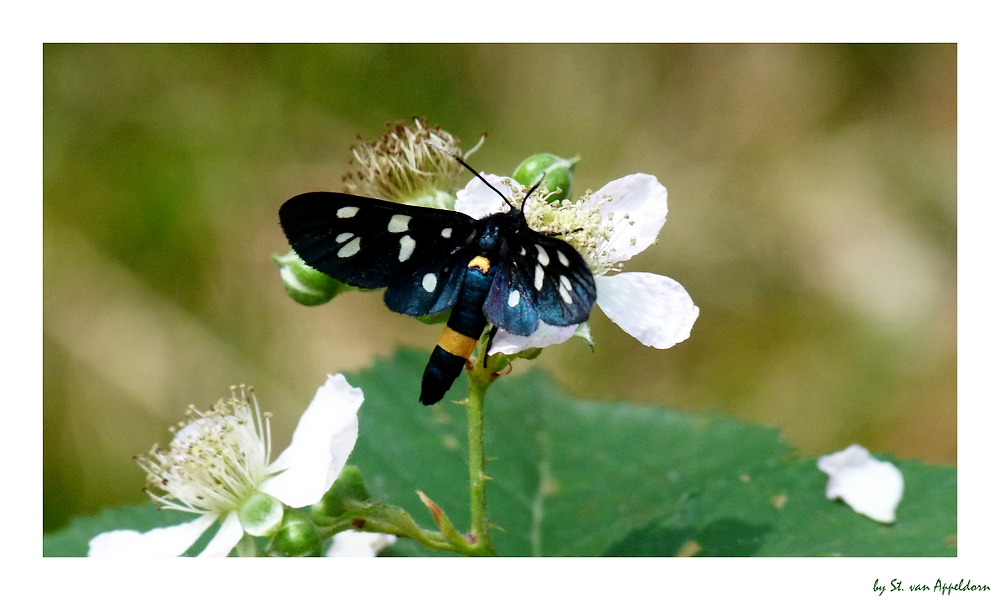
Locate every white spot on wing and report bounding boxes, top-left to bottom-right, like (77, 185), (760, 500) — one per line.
(535, 244), (550, 266)
(336, 232), (354, 243)
(337, 206), (359, 218)
(557, 250), (570, 267)
(507, 289), (520, 308)
(422, 273), (437, 293)
(520, 247), (526, 256)
(337, 237), (361, 258)
(441, 228), (452, 238)
(388, 214), (411, 233)
(559, 274), (574, 304)
(534, 264), (545, 291)
(398, 235), (416, 262)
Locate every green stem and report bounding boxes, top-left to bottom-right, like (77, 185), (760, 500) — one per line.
(465, 357), (498, 556)
(315, 515), (457, 554)
(307, 352), (503, 557)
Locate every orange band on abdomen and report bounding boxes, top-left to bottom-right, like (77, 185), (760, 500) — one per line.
(437, 326), (477, 358)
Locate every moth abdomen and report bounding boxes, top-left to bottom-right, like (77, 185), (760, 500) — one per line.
(279, 178), (598, 406)
(419, 256), (494, 405)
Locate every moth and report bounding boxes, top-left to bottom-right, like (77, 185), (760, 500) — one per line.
(279, 160), (597, 405)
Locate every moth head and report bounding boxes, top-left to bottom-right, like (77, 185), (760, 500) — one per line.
(425, 140), (555, 217)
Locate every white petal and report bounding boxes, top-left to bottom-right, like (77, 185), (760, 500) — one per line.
(259, 374), (364, 508)
(199, 510), (244, 557)
(587, 173), (667, 263)
(595, 272), (698, 349)
(455, 173), (515, 219)
(818, 444), (904, 524)
(88, 513), (216, 557)
(326, 531), (398, 557)
(488, 321), (577, 355)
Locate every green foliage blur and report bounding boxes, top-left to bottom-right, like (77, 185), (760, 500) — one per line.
(43, 44), (955, 533)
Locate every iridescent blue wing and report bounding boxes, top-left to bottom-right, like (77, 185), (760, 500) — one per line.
(482, 230), (596, 336)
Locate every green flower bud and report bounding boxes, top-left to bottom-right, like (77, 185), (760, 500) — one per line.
(238, 491), (285, 537)
(313, 465), (371, 519)
(513, 153), (580, 202)
(273, 250), (351, 306)
(266, 511), (322, 557)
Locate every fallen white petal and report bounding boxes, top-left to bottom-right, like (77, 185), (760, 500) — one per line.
(260, 374), (363, 508)
(199, 510), (245, 557)
(455, 173), (514, 219)
(88, 513), (216, 557)
(818, 444), (904, 524)
(595, 272), (699, 349)
(489, 320), (577, 355)
(326, 530), (398, 557)
(587, 174), (667, 263)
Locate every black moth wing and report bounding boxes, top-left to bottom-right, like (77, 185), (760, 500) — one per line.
(483, 227), (597, 336)
(279, 192), (478, 316)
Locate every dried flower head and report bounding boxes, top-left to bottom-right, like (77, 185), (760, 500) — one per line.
(342, 117), (482, 206)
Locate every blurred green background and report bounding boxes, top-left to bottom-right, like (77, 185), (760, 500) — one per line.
(43, 44), (956, 533)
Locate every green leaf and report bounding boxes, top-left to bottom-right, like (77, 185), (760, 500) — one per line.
(47, 349), (955, 557)
(344, 349), (955, 556)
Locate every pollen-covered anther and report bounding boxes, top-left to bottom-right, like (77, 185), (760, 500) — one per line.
(523, 188), (613, 275)
(135, 385), (274, 516)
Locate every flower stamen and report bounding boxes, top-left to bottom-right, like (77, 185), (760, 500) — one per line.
(342, 117), (472, 205)
(136, 384), (273, 516)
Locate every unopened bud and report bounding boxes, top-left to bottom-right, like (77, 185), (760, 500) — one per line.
(313, 465), (371, 519)
(273, 251), (350, 306)
(266, 511), (322, 557)
(513, 153), (580, 202)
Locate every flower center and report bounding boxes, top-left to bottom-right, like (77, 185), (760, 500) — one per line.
(136, 384), (273, 515)
(523, 187), (621, 275)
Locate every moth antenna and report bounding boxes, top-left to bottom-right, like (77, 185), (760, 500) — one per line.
(521, 171), (549, 213)
(424, 141), (516, 210)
